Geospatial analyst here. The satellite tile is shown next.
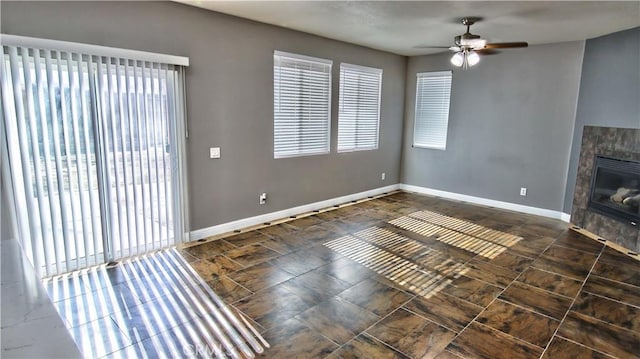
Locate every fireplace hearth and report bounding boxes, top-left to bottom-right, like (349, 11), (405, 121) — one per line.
(588, 156), (640, 226)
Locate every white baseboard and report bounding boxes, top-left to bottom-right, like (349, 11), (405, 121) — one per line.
(400, 184), (570, 222)
(190, 182), (573, 241)
(189, 184), (401, 241)
(560, 213), (571, 223)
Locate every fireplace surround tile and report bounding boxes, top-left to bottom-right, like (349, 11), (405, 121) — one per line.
(571, 126), (640, 252)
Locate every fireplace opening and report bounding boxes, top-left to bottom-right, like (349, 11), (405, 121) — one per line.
(588, 156), (640, 226)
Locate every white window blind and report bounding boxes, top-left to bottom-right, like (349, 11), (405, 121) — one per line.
(413, 71), (452, 150)
(1, 43), (189, 277)
(273, 51), (332, 159)
(337, 63), (382, 152)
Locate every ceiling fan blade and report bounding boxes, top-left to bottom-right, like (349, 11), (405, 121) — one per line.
(484, 42), (528, 49)
(476, 48), (500, 56)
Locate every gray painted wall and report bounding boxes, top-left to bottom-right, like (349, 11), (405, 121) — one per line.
(401, 42), (584, 212)
(563, 27), (640, 213)
(1, 1), (406, 230)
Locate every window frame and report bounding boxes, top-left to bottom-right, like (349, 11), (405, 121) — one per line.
(413, 70), (452, 151)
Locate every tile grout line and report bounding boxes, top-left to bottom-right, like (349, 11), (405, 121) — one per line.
(551, 335), (619, 358)
(324, 297), (418, 359)
(401, 305), (464, 335)
(513, 273), (582, 301)
(328, 218), (489, 357)
(315, 258), (425, 357)
(194, 211), (371, 351)
(472, 321), (546, 350)
(580, 288), (640, 310)
(219, 253), (248, 270)
(520, 264), (585, 282)
(551, 242), (606, 255)
(348, 269), (419, 330)
(563, 307), (640, 336)
(489, 297), (563, 323)
(588, 273), (640, 291)
(218, 275), (255, 305)
(255, 300), (344, 352)
(441, 232), (561, 355)
(362, 332), (414, 358)
(248, 266), (379, 354)
(538, 244), (606, 358)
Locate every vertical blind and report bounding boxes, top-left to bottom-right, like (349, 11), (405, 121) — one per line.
(1, 43), (189, 277)
(273, 51), (332, 159)
(337, 63), (382, 152)
(413, 71), (452, 150)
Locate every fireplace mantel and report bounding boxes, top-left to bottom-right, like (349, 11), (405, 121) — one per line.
(571, 126), (640, 252)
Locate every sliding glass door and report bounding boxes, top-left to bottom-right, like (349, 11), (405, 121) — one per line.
(1, 45), (188, 277)
(95, 59), (185, 260)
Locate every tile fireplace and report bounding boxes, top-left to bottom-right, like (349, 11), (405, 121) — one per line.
(571, 126), (640, 252)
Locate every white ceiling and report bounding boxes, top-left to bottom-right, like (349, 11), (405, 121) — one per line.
(175, 1), (640, 56)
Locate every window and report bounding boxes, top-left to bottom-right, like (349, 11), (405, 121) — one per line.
(413, 71), (452, 150)
(273, 51), (332, 158)
(337, 63), (382, 152)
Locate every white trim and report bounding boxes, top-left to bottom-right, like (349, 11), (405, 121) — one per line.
(274, 50), (332, 65)
(417, 70), (451, 78)
(1, 34), (189, 66)
(413, 144), (446, 151)
(190, 184), (400, 241)
(400, 184), (569, 221)
(190, 183), (573, 241)
(340, 62), (383, 75)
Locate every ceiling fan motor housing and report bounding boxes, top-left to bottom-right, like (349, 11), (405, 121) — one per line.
(456, 34), (486, 49)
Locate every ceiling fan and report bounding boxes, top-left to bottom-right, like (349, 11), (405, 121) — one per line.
(422, 17), (528, 69)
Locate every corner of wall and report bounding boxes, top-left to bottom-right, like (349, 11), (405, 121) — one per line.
(561, 39), (587, 215)
(397, 54), (411, 183)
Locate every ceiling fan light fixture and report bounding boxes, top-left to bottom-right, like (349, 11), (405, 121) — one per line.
(451, 49), (480, 69)
(450, 52), (464, 67)
(467, 50), (480, 66)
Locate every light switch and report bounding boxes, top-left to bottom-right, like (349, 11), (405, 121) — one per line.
(209, 147), (221, 159)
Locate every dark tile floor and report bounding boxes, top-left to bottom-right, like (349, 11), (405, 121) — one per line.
(183, 191), (640, 359)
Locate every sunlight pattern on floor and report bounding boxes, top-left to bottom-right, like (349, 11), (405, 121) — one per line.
(409, 210), (522, 246)
(354, 227), (466, 275)
(389, 210), (523, 259)
(44, 248), (267, 358)
(324, 232), (465, 298)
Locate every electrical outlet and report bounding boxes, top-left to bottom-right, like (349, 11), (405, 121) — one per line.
(259, 192), (267, 205)
(520, 187), (527, 197)
(381, 172), (386, 181)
